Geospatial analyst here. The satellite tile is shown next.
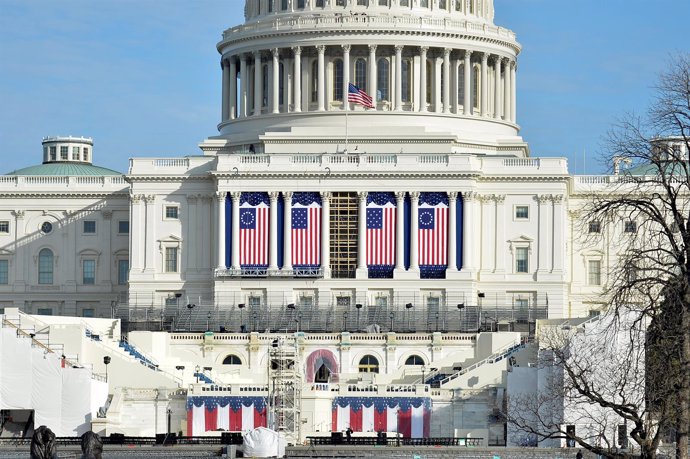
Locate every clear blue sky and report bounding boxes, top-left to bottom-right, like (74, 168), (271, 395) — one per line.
(0, 0), (687, 175)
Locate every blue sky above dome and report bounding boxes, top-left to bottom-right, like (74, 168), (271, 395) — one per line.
(0, 0), (687, 175)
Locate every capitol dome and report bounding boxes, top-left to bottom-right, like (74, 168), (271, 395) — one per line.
(203, 0), (525, 156)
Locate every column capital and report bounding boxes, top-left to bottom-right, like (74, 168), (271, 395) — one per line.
(502, 56), (511, 65)
(535, 194), (551, 204)
(462, 191), (478, 202)
(316, 45), (326, 54)
(409, 191), (420, 200)
(320, 191), (332, 202)
(284, 191), (294, 200)
(143, 195), (156, 204)
(292, 46), (302, 56)
(464, 50), (473, 61)
(253, 50), (262, 58)
(342, 44), (351, 53)
(130, 194), (142, 204)
(395, 191), (406, 201)
(271, 48), (280, 58)
(420, 46), (429, 54)
(11, 210), (25, 219)
(230, 191), (242, 202)
(268, 191), (280, 201)
(443, 48), (451, 58)
(394, 44), (404, 54)
(215, 191), (227, 202)
(481, 52), (489, 63)
(552, 194), (564, 203)
(101, 210), (113, 220)
(368, 44), (378, 53)
(357, 191), (368, 202)
(447, 191), (458, 201)
(240, 53), (248, 63)
(492, 194), (506, 204)
(186, 194), (199, 204)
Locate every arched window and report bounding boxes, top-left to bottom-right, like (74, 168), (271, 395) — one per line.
(426, 60), (433, 107)
(297, 0), (305, 8)
(315, 0), (325, 7)
(279, 62), (285, 106)
(311, 60), (318, 103)
(377, 58), (390, 101)
(455, 0), (462, 12)
(405, 355), (425, 366)
(358, 355), (379, 373)
(472, 64), (480, 110)
(469, 0), (475, 14)
(222, 354), (242, 365)
(281, 0), (288, 10)
(401, 59), (411, 103)
(333, 59), (344, 101)
(420, 0), (429, 7)
(378, 0), (388, 6)
(315, 364), (331, 382)
(400, 0), (409, 6)
(458, 63), (465, 107)
(438, 0), (447, 9)
(268, 0), (273, 13)
(355, 58), (367, 92)
(262, 64), (269, 108)
(38, 248), (54, 285)
(336, 0), (346, 5)
(357, 0), (368, 5)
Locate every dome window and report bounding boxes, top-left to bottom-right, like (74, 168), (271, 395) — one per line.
(222, 354), (242, 365)
(358, 355), (379, 373)
(405, 355), (425, 366)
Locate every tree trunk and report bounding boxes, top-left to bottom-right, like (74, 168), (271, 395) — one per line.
(677, 306), (690, 459)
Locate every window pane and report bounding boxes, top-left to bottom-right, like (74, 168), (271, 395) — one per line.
(118, 259), (129, 285)
(82, 308), (95, 318)
(588, 260), (601, 286)
(402, 59), (411, 102)
(516, 247), (528, 273)
(333, 60), (343, 101)
(588, 221), (601, 233)
(165, 247), (178, 273)
(0, 260), (8, 284)
(377, 59), (389, 101)
(0, 221), (8, 233)
(515, 206), (529, 219)
(118, 220), (130, 234)
(355, 59), (367, 91)
(165, 207), (179, 219)
(624, 221), (637, 233)
(39, 249), (54, 284)
(83, 259), (96, 284)
(83, 220), (96, 233)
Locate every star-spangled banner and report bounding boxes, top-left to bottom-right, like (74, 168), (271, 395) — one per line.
(240, 192), (269, 267)
(418, 192), (448, 269)
(367, 192), (396, 269)
(292, 192), (322, 267)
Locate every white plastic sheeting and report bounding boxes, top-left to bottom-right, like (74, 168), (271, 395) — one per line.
(90, 379), (108, 421)
(61, 367), (93, 436)
(241, 427), (286, 458)
(31, 347), (62, 432)
(1, 328), (32, 409)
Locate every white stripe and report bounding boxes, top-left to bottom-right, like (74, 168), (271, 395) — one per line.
(192, 404), (206, 436)
(217, 404), (230, 431)
(386, 406), (398, 433)
(242, 403), (255, 431)
(362, 405), (375, 433)
(337, 404), (350, 431)
(411, 405), (424, 438)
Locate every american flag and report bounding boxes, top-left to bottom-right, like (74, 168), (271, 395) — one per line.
(292, 193), (322, 266)
(348, 83), (375, 109)
(418, 193), (448, 267)
(366, 193), (396, 266)
(239, 193), (269, 267)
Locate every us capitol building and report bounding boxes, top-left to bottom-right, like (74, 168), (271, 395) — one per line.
(0, 0), (662, 448)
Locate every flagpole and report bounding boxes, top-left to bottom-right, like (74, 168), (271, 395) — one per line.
(345, 99), (349, 154)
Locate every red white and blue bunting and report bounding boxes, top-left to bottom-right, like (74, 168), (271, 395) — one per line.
(186, 396), (267, 435)
(331, 397), (431, 438)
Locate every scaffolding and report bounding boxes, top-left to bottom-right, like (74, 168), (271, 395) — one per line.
(268, 336), (302, 445)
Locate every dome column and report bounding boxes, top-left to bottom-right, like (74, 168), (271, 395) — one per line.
(229, 58), (237, 120)
(231, 192), (241, 270)
(419, 47), (428, 112)
(221, 59), (230, 122)
(447, 192), (458, 272)
(293, 47), (302, 113)
(503, 57), (511, 121)
(342, 45), (351, 111)
(480, 52), (489, 117)
(368, 45), (377, 108)
(463, 51), (472, 115)
(317, 45), (326, 112)
(394, 45), (403, 111)
(253, 51), (263, 116)
(511, 61), (517, 122)
(493, 56), (501, 119)
(272, 49), (280, 114)
(240, 55), (248, 118)
(395, 192), (406, 274)
(443, 48), (451, 114)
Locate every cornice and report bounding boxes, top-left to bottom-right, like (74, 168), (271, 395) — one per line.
(0, 192), (130, 199)
(125, 176), (213, 183)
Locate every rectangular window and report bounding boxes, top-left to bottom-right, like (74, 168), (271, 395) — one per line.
(83, 259), (96, 285)
(118, 259), (129, 285)
(50, 146), (57, 161)
(82, 308), (95, 318)
(248, 295), (262, 308)
(515, 206), (529, 219)
(515, 247), (529, 273)
(72, 146), (80, 160)
(400, 0), (409, 5)
(165, 206), (179, 219)
(0, 221), (8, 233)
(515, 298), (529, 322)
(37, 308), (53, 316)
(118, 220), (130, 234)
(378, 0), (387, 5)
(588, 221), (601, 233)
(60, 146), (68, 160)
(83, 220), (96, 234)
(83, 148), (89, 162)
(0, 260), (8, 284)
(297, 0), (305, 8)
(299, 296), (314, 308)
(438, 0), (446, 9)
(588, 260), (601, 286)
(165, 247), (178, 273)
(39, 255), (53, 284)
(624, 221), (637, 233)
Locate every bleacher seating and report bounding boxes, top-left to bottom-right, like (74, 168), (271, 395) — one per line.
(118, 341), (158, 370)
(193, 372), (214, 384)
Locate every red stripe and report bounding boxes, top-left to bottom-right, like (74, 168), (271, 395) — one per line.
(332, 407), (338, 432)
(230, 407), (242, 431)
(350, 408), (363, 432)
(399, 409), (412, 438)
(374, 409), (387, 433)
(205, 407), (217, 432)
(187, 408), (193, 436)
(423, 409), (431, 438)
(255, 407), (267, 428)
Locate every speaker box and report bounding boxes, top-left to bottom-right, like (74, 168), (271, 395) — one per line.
(110, 433), (125, 445)
(331, 431), (343, 444)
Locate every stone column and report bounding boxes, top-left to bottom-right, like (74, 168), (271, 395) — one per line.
(454, 57), (461, 113)
(536, 195), (550, 275)
(447, 192), (458, 271)
(552, 195), (565, 273)
(463, 51), (472, 115)
(317, 45), (326, 111)
(272, 49), (280, 114)
(462, 191), (476, 272)
(420, 47), (428, 112)
(510, 61), (517, 122)
(395, 191), (406, 272)
(229, 58), (237, 120)
(216, 192), (227, 269)
(254, 51), (262, 116)
(443, 48), (451, 114)
(269, 191), (279, 270)
(144, 195), (156, 272)
(356, 192), (368, 278)
(342, 45), (351, 111)
(480, 52), (488, 117)
(493, 57), (501, 119)
(494, 195), (506, 273)
(293, 47), (302, 113)
(394, 45), (403, 111)
(240, 55), (248, 118)
(321, 192), (331, 278)
(222, 59), (230, 122)
(503, 58), (511, 121)
(231, 192), (241, 270)
(409, 192), (420, 272)
(368, 45), (377, 107)
(283, 192), (293, 271)
(129, 196), (143, 271)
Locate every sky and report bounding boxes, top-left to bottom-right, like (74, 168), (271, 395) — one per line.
(0, 0), (688, 175)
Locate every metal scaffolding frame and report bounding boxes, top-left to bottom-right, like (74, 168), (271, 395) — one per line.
(268, 336), (302, 445)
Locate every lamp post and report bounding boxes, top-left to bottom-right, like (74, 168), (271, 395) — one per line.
(167, 408), (172, 435)
(186, 303), (195, 330)
(343, 311), (349, 332)
(457, 303), (465, 332)
(175, 365), (185, 385)
(103, 356), (111, 383)
(405, 302), (413, 332)
(355, 303), (362, 331)
(389, 311), (394, 332)
(238, 303), (246, 332)
(195, 365), (200, 383)
(206, 312), (212, 332)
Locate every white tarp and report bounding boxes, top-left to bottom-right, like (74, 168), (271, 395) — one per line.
(0, 328), (32, 409)
(61, 367), (92, 436)
(89, 378), (108, 420)
(31, 347), (62, 432)
(241, 427), (286, 458)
